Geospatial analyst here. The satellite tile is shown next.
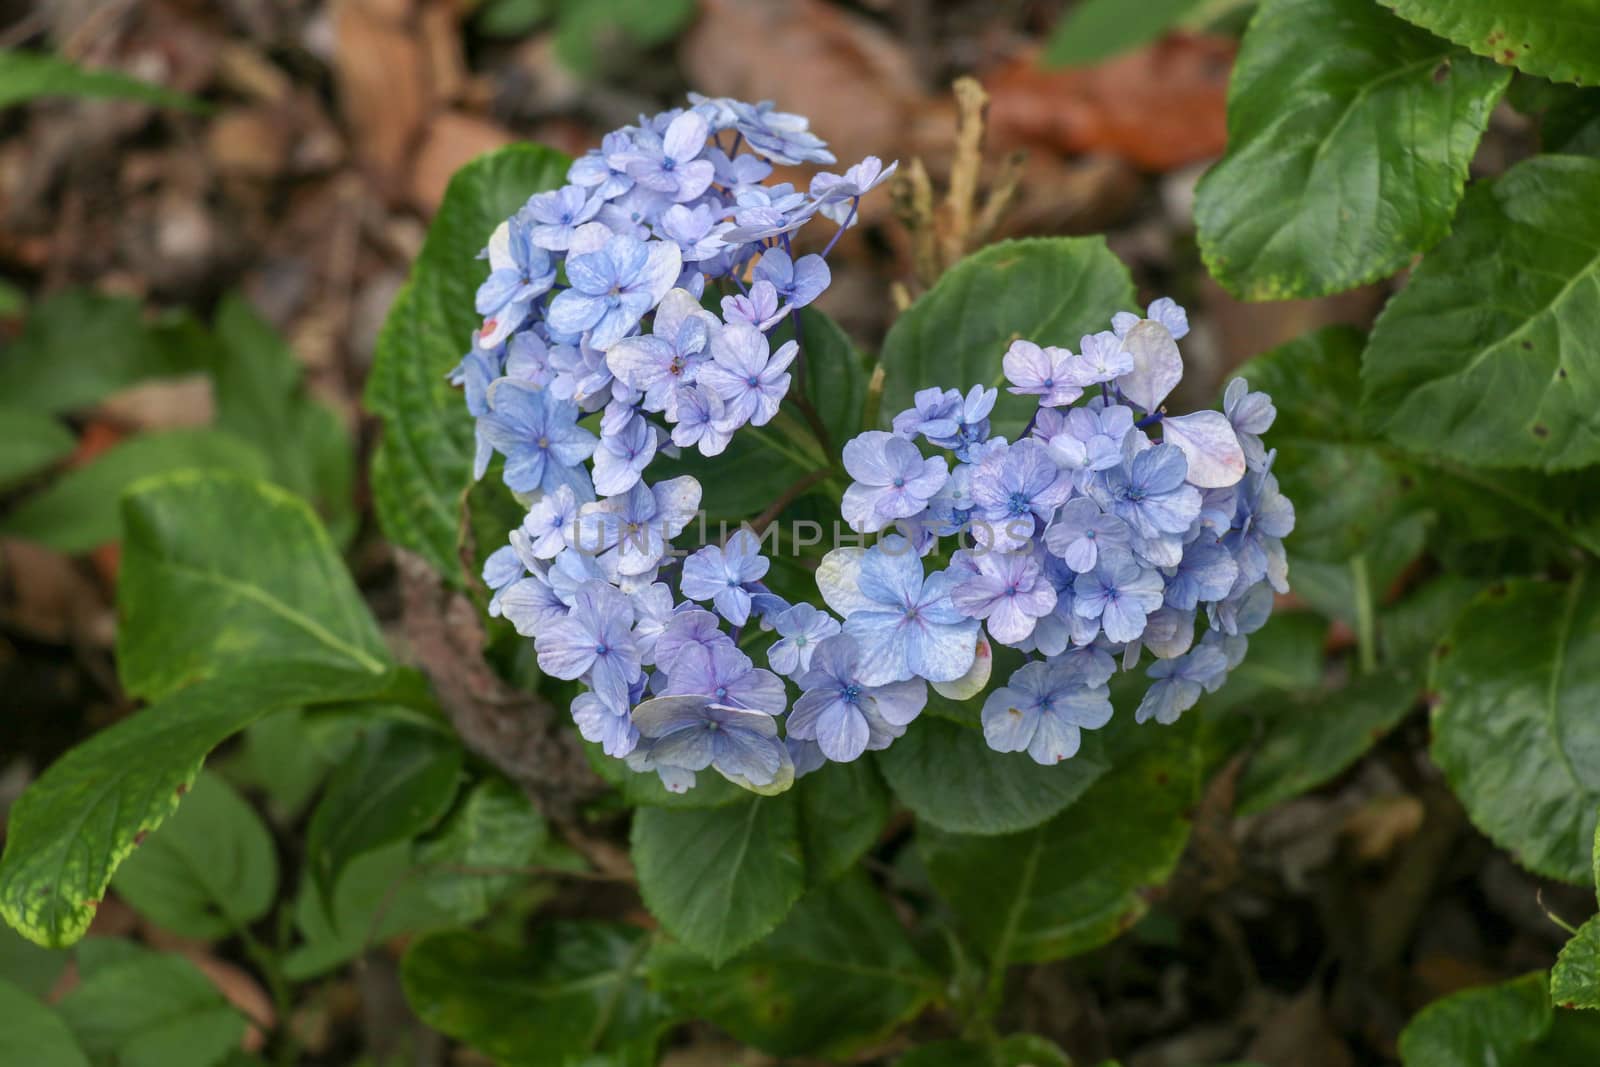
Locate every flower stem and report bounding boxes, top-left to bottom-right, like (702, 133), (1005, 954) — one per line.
(1351, 553), (1378, 675)
(821, 198), (859, 258)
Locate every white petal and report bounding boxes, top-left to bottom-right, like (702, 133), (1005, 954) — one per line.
(1160, 410), (1246, 489)
(815, 548), (875, 617)
(1115, 320), (1183, 413)
(930, 634), (992, 700)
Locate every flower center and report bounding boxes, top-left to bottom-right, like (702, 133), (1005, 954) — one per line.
(537, 435), (550, 449)
(842, 683), (861, 704)
(1007, 491), (1031, 516)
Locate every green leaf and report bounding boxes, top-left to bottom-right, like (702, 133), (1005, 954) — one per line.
(282, 842), (458, 981)
(0, 923), (68, 997)
(57, 941), (244, 1067)
(0, 290), (216, 415)
(649, 874), (936, 1057)
(1398, 971), (1600, 1066)
(1236, 669), (1418, 815)
(0, 409), (73, 488)
(416, 776), (581, 921)
(797, 759), (889, 885)
(877, 715), (1109, 835)
(116, 472), (390, 701)
(1554, 916), (1600, 1011)
(920, 716), (1199, 964)
(878, 237), (1135, 439)
(305, 722), (462, 907)
(896, 1034), (1072, 1067)
(0, 663), (401, 947)
(632, 797), (806, 965)
(0, 977), (89, 1067)
(552, 0), (696, 74)
(1194, 0), (1509, 300)
(211, 293), (355, 545)
(476, 0), (554, 37)
(0, 50), (205, 111)
(1380, 575), (1491, 673)
(1430, 577), (1600, 885)
(402, 923), (674, 1067)
(366, 144), (570, 583)
(1379, 1), (1600, 86)
(110, 772), (277, 938)
(1362, 154), (1600, 471)
(0, 429), (268, 553)
(1044, 0), (1204, 66)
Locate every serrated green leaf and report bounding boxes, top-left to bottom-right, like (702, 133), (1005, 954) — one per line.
(0, 977), (89, 1067)
(0, 289), (216, 414)
(632, 797), (806, 965)
(1362, 154), (1600, 470)
(896, 1034), (1072, 1067)
(110, 771), (277, 939)
(365, 144), (570, 583)
(1554, 916), (1600, 1011)
(305, 722), (462, 908)
(1430, 577), (1600, 885)
(0, 430), (269, 553)
(1236, 669), (1417, 815)
(797, 759), (889, 885)
(1380, 1), (1600, 86)
(649, 874), (936, 1057)
(0, 663), (401, 948)
(920, 715), (1199, 964)
(0, 50), (205, 110)
(402, 922), (675, 1067)
(116, 472), (389, 701)
(1044, 0), (1204, 66)
(57, 941), (244, 1067)
(877, 716), (1108, 835)
(0, 409), (73, 488)
(878, 237), (1135, 439)
(212, 293), (355, 545)
(1398, 971), (1600, 1066)
(1195, 0), (1509, 300)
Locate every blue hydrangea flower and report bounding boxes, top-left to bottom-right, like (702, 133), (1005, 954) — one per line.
(1044, 497), (1131, 573)
(891, 386), (963, 440)
(819, 536), (979, 686)
(654, 608), (731, 666)
(789, 636), (926, 762)
(1026, 552), (1100, 655)
(656, 202), (730, 264)
(546, 232), (682, 350)
(767, 603), (841, 677)
(614, 110), (716, 202)
(679, 528), (771, 626)
(753, 250), (831, 311)
(950, 548), (1057, 645)
(1039, 402), (1133, 472)
(535, 580), (640, 712)
(498, 563), (567, 636)
(1224, 377), (1277, 471)
(1163, 537), (1240, 611)
(669, 384), (733, 456)
(720, 280), (783, 330)
(568, 130), (634, 199)
(698, 324), (797, 430)
(521, 484), (579, 560)
(604, 288), (714, 416)
(1003, 340), (1084, 407)
(1113, 296), (1189, 341)
(629, 696), (794, 792)
(482, 544), (525, 617)
(1223, 461), (1294, 593)
(728, 100), (836, 165)
(573, 476), (700, 578)
(810, 156), (897, 223)
(662, 641), (786, 713)
(840, 430), (949, 533)
(1091, 443), (1201, 540)
(1135, 640), (1230, 724)
(592, 413), (657, 497)
(969, 440), (1071, 551)
(980, 659), (1113, 764)
(926, 385), (997, 460)
(504, 331), (555, 390)
(1072, 552), (1166, 643)
(1075, 330), (1135, 385)
(479, 380), (597, 499)
(522, 185), (603, 251)
(572, 690), (638, 757)
(475, 219), (556, 349)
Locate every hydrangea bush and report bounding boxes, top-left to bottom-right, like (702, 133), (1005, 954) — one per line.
(455, 95), (1292, 801)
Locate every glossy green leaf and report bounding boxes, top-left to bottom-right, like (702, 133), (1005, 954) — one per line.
(632, 797), (806, 965)
(57, 940), (245, 1067)
(877, 715), (1108, 835)
(798, 759), (889, 885)
(878, 237), (1135, 439)
(0, 977), (89, 1067)
(402, 923), (674, 1067)
(896, 1034), (1072, 1067)
(212, 293), (355, 545)
(116, 472), (390, 701)
(1044, 0), (1203, 66)
(0, 290), (216, 414)
(920, 716), (1199, 964)
(0, 663), (401, 948)
(1236, 669), (1417, 815)
(0, 50), (205, 110)
(0, 430), (269, 553)
(0, 409), (73, 488)
(366, 144), (570, 583)
(650, 874), (936, 1057)
(1398, 971), (1600, 1066)
(1380, 1), (1600, 85)
(1195, 0), (1509, 300)
(305, 722), (462, 907)
(110, 772), (277, 938)
(416, 776), (581, 921)
(1362, 154), (1600, 470)
(1430, 578), (1600, 885)
(1554, 917), (1600, 1011)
